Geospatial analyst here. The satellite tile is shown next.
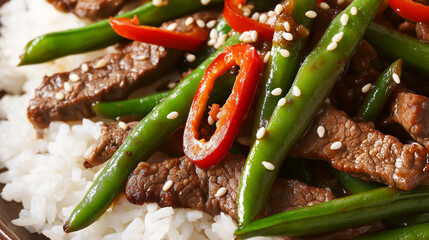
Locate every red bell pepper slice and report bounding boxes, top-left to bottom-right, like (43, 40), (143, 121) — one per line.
(109, 15), (209, 51)
(389, 0), (429, 23)
(223, 0), (274, 41)
(183, 44), (262, 169)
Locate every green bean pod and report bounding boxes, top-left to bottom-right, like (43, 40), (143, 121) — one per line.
(365, 23), (429, 77)
(235, 186), (429, 239)
(357, 59), (403, 122)
(63, 34), (241, 232)
(251, 0), (317, 141)
(19, 0), (222, 65)
(237, 0), (382, 227)
(355, 222), (429, 240)
(328, 167), (382, 194)
(93, 91), (170, 119)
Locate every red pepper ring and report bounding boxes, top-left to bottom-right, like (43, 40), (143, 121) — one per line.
(109, 15), (209, 51)
(389, 0), (429, 23)
(223, 0), (274, 41)
(183, 44), (262, 169)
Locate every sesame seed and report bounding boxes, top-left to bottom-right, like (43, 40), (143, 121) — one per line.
(327, 42), (338, 51)
(206, 20), (216, 28)
(332, 32), (344, 43)
(305, 10), (317, 19)
(271, 88), (282, 96)
(242, 6), (252, 16)
(64, 82), (73, 92)
(292, 86), (301, 97)
(207, 39), (216, 46)
(69, 73), (80, 82)
(196, 19), (205, 28)
(250, 30), (258, 42)
(201, 0), (210, 5)
(251, 12), (260, 21)
(317, 126), (325, 138)
(268, 10), (276, 18)
(392, 73), (401, 84)
(282, 32), (293, 41)
(153, 0), (169, 7)
(185, 53), (196, 62)
(210, 29), (218, 40)
(330, 141), (342, 150)
(325, 98), (331, 104)
(340, 14), (349, 26)
(319, 2), (330, 10)
(262, 161), (275, 171)
(275, 4), (283, 15)
(277, 97), (286, 107)
(167, 81), (177, 89)
(166, 23), (177, 31)
(135, 55), (148, 60)
(280, 49), (290, 58)
(256, 127), (266, 140)
(167, 111), (179, 119)
(81, 63), (89, 73)
(94, 59), (107, 69)
(337, 0), (345, 4)
(208, 115), (215, 125)
(185, 17), (194, 26)
(284, 22), (291, 32)
(118, 121), (128, 130)
(218, 34), (227, 44)
(350, 6), (358, 15)
(263, 51), (271, 63)
(162, 180), (173, 191)
(259, 14), (268, 23)
(361, 83), (372, 93)
(239, 31), (250, 41)
(55, 92), (64, 100)
(215, 187), (227, 197)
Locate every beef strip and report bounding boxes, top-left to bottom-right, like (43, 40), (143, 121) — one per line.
(84, 121), (138, 168)
(291, 105), (429, 191)
(390, 91), (429, 148)
(126, 155), (335, 221)
(28, 11), (217, 129)
(47, 0), (137, 20)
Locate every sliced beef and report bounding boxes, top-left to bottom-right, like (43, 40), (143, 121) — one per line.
(126, 155), (335, 221)
(84, 121), (184, 167)
(28, 11), (216, 129)
(291, 105), (429, 191)
(47, 0), (136, 20)
(84, 121), (138, 168)
(390, 91), (429, 148)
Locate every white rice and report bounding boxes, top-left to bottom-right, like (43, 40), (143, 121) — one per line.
(0, 1), (280, 239)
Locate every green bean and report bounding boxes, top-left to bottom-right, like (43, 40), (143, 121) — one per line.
(93, 71), (236, 119)
(235, 186), (429, 238)
(237, 0), (382, 227)
(328, 167), (382, 194)
(93, 91), (170, 119)
(19, 0), (222, 65)
(63, 34), (241, 232)
(355, 222), (429, 240)
(365, 23), (429, 77)
(357, 59), (403, 122)
(251, 0), (317, 141)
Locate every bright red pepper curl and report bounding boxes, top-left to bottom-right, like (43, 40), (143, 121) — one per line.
(109, 15), (209, 51)
(389, 0), (429, 23)
(183, 43), (262, 169)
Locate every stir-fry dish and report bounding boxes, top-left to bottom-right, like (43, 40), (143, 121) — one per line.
(1, 0), (429, 239)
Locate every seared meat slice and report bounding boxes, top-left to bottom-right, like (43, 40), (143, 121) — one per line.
(390, 91), (429, 148)
(292, 105), (429, 191)
(47, 0), (136, 20)
(28, 11), (216, 129)
(84, 121), (138, 168)
(126, 155), (335, 221)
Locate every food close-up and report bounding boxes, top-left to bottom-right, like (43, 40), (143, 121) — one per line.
(0, 0), (429, 239)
